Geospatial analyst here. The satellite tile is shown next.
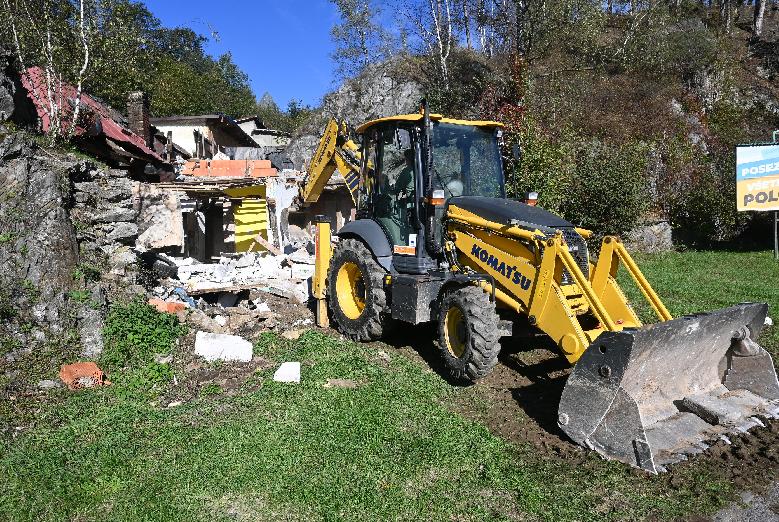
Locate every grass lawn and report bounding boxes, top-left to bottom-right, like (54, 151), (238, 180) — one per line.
(0, 250), (777, 521)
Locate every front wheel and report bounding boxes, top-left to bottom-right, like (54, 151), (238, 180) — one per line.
(328, 238), (393, 341)
(437, 286), (501, 383)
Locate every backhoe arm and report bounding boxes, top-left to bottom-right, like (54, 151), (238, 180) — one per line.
(301, 119), (361, 205)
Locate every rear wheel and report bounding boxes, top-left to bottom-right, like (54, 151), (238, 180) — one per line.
(328, 238), (392, 341)
(437, 286), (501, 382)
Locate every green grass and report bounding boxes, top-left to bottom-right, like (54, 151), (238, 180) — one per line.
(618, 249), (779, 359)
(1, 251), (776, 521)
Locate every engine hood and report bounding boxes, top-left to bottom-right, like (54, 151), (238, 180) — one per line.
(446, 196), (574, 230)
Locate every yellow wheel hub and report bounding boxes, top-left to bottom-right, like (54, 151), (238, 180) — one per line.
(336, 261), (366, 320)
(444, 306), (467, 358)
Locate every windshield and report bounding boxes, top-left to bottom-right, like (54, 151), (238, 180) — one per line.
(430, 122), (505, 199)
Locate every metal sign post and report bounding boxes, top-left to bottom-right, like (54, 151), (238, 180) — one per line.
(775, 131), (779, 261)
(775, 210), (778, 260)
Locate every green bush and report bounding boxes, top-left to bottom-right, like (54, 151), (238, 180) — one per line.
(508, 120), (650, 237)
(667, 154), (748, 246)
(101, 299), (187, 370)
(563, 140), (651, 237)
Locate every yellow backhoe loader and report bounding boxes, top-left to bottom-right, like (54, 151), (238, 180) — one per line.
(308, 103), (779, 473)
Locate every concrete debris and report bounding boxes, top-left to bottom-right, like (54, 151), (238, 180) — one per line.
(214, 315), (228, 327)
(167, 400), (183, 408)
(323, 378), (358, 389)
(38, 379), (62, 389)
(273, 361), (301, 383)
(254, 302), (271, 313)
(78, 306), (104, 358)
(194, 331), (253, 362)
(292, 318), (313, 327)
(186, 310), (226, 333)
(154, 354), (174, 365)
(59, 362), (111, 390)
(281, 329), (304, 340)
(161, 248), (314, 304)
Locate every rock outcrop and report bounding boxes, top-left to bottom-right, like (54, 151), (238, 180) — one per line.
(0, 130), (79, 318)
(285, 65), (422, 170)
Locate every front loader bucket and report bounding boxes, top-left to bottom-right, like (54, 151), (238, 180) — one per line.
(558, 303), (779, 473)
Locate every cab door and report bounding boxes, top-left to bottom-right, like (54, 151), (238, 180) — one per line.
(359, 124), (418, 254)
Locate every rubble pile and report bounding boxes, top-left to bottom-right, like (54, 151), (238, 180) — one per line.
(157, 246), (315, 305)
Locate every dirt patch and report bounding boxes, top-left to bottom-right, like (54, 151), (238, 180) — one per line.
(377, 324), (779, 516)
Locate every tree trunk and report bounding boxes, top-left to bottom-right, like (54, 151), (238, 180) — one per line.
(753, 0), (766, 36)
(463, 0), (472, 48)
(721, 0), (733, 32)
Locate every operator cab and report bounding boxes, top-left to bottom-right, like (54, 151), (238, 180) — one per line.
(355, 114), (505, 272)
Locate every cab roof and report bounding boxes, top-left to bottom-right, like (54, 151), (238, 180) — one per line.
(355, 113), (504, 134)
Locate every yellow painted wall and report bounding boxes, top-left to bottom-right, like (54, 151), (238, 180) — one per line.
(225, 186), (269, 252)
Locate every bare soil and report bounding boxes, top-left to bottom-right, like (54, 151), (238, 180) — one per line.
(376, 323), (779, 520)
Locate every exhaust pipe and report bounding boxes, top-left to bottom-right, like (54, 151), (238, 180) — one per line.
(558, 303), (779, 473)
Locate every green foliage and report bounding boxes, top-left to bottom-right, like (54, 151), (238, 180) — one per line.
(72, 263), (101, 283)
(199, 383), (222, 397)
(507, 118), (574, 214)
(667, 154), (748, 246)
(111, 362), (174, 400)
(2, 318), (764, 520)
(508, 119), (650, 236)
(330, 0), (395, 80)
(20, 280), (39, 302)
(564, 140), (651, 237)
(0, 335), (21, 356)
(0, 232), (13, 244)
(101, 299), (187, 371)
(0, 0), (258, 120)
(66, 290), (91, 303)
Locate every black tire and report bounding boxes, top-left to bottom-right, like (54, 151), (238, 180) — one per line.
(436, 285), (501, 382)
(328, 238), (393, 341)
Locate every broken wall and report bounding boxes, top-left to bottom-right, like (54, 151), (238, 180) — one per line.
(133, 183), (184, 252)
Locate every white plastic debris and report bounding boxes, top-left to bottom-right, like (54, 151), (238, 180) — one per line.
(194, 331), (253, 362)
(254, 301), (271, 313)
(273, 362), (300, 383)
(765, 316), (773, 327)
(214, 315), (227, 327)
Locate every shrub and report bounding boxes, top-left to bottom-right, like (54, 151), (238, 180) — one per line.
(563, 140), (651, 237)
(508, 120), (650, 238)
(101, 299), (187, 370)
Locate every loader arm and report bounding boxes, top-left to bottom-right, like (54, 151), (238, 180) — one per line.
(301, 119), (361, 205)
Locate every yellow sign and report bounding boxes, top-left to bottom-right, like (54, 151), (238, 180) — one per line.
(736, 144), (779, 212)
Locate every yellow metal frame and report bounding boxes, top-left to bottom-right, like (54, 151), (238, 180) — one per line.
(302, 119), (361, 205)
(447, 204), (671, 363)
(313, 219), (333, 327)
(355, 113), (503, 134)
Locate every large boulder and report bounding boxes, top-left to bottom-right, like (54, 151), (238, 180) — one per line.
(0, 131), (79, 304)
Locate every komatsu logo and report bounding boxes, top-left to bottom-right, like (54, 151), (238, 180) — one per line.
(471, 244), (531, 290)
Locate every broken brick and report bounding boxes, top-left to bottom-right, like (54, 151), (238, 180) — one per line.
(148, 298), (186, 314)
(59, 362), (110, 390)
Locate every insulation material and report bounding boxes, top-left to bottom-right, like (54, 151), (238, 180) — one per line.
(226, 185), (269, 252)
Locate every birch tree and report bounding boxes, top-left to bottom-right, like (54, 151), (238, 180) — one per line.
(752, 0), (766, 38)
(3, 0), (90, 143)
(330, 0), (394, 79)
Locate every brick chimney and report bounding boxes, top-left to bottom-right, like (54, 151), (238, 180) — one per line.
(127, 91), (151, 147)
